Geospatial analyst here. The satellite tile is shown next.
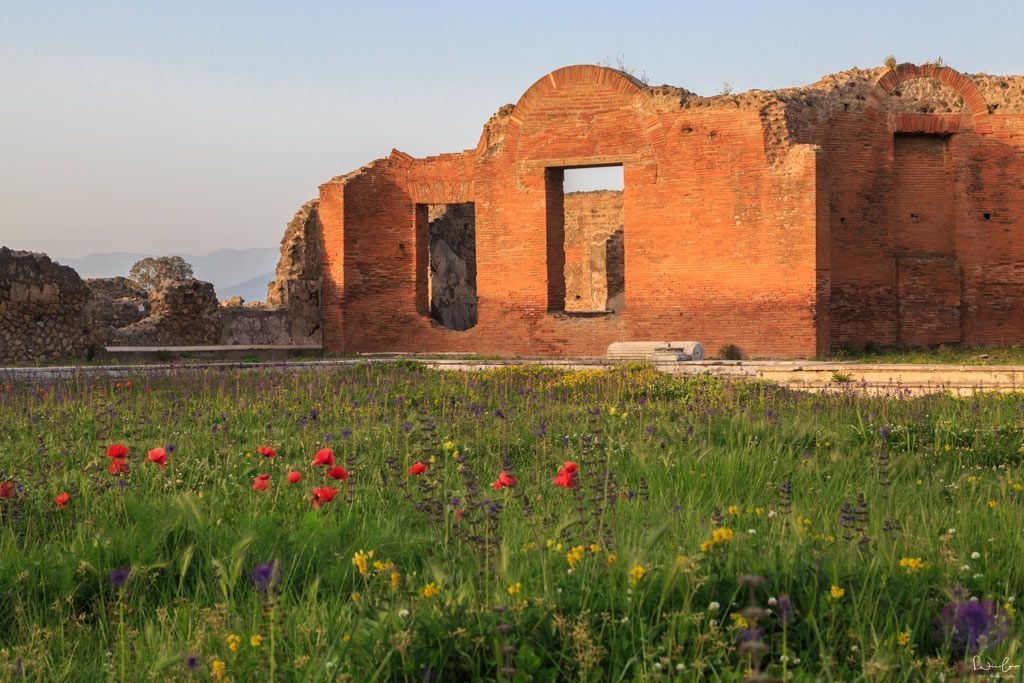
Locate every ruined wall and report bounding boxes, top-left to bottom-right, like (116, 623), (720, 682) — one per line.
(563, 190), (624, 313)
(320, 65), (821, 358)
(112, 279), (221, 346)
(810, 64), (1024, 350)
(3, 194), (327, 361)
(264, 199), (322, 344)
(0, 248), (91, 362)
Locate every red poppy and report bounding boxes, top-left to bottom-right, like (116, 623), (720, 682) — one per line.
(311, 486), (339, 508)
(498, 471), (517, 487)
(251, 474), (270, 491)
(287, 471), (302, 483)
(327, 466), (349, 481)
(109, 458), (129, 475)
(0, 482), (14, 498)
(55, 492), (69, 509)
(408, 462), (428, 475)
(107, 444), (129, 459)
(146, 447), (167, 470)
(491, 480), (504, 490)
(561, 461), (579, 475)
(258, 446), (277, 458)
(312, 448), (335, 467)
(553, 471), (574, 488)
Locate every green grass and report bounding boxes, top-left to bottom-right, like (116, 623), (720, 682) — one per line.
(1, 364), (1022, 680)
(827, 344), (1024, 365)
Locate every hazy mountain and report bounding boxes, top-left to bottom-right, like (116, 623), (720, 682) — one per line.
(219, 271), (275, 302)
(56, 248), (279, 301)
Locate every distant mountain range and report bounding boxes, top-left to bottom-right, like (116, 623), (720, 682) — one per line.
(56, 248), (278, 302)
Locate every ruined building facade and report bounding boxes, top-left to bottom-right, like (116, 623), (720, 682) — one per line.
(315, 63), (1024, 358)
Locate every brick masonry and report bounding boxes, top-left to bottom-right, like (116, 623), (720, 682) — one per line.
(318, 63), (1024, 358)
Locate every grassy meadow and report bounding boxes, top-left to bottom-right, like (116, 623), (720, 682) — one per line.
(0, 363), (1022, 681)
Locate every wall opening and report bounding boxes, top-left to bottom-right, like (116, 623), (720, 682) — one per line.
(415, 203), (477, 330)
(545, 165), (625, 314)
(889, 132), (960, 345)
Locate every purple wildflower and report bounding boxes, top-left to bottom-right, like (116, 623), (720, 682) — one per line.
(776, 594), (792, 623)
(933, 599), (1010, 654)
(109, 566), (130, 589)
(249, 560), (281, 594)
(737, 627), (765, 644)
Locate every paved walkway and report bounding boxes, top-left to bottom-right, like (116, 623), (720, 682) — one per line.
(5, 356), (1024, 395)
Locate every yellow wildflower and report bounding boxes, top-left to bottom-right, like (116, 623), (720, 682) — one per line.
(390, 571), (401, 591)
(729, 612), (749, 629)
(898, 557), (926, 573)
(988, 500), (998, 509)
(352, 549), (374, 576)
(897, 631), (911, 647)
(566, 545), (586, 570)
(967, 475), (978, 483)
(699, 541), (713, 553)
(351, 591), (361, 602)
(728, 505), (739, 516)
(589, 544), (601, 554)
(442, 440), (455, 452)
(712, 527), (734, 543)
(211, 660), (226, 680)
(342, 633), (351, 642)
(507, 582), (522, 596)
(829, 585), (845, 600)
(226, 633), (241, 652)
(606, 552), (617, 566)
(628, 564), (646, 585)
(250, 634), (263, 647)
(373, 560), (395, 572)
(422, 582), (440, 598)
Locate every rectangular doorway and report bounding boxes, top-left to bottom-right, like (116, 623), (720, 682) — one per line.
(545, 165), (625, 314)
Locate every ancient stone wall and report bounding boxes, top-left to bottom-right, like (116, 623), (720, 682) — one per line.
(264, 199), (322, 344)
(3, 194), (326, 361)
(112, 279), (221, 346)
(0, 248), (91, 362)
(318, 62), (1024, 358)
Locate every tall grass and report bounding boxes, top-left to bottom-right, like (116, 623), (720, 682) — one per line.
(0, 363), (1021, 680)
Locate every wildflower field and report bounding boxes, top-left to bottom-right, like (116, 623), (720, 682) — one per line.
(1, 363), (1022, 681)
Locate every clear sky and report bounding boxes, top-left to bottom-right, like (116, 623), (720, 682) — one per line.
(2, 0), (1022, 258)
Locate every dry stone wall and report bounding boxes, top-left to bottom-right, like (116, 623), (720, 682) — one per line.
(264, 199), (322, 344)
(1, 195), (325, 362)
(0, 248), (91, 362)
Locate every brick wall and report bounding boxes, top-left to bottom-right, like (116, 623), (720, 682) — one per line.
(319, 64), (1024, 358)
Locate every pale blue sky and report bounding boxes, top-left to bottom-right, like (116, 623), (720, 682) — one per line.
(2, 0), (1022, 257)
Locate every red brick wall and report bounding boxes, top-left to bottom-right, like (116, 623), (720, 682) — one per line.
(821, 101), (1024, 349)
(319, 64), (1024, 358)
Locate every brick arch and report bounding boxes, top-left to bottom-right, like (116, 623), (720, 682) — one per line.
(865, 63), (991, 132)
(509, 65), (648, 125)
(499, 65), (663, 182)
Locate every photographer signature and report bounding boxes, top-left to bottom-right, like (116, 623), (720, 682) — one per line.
(972, 655), (1021, 679)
